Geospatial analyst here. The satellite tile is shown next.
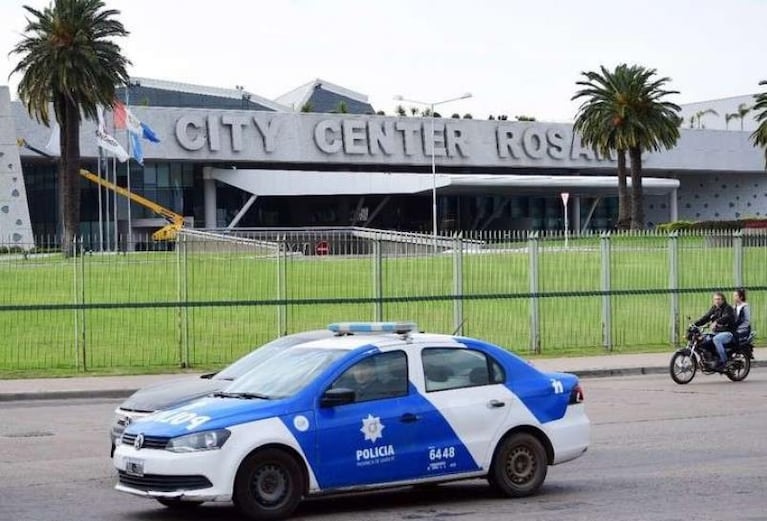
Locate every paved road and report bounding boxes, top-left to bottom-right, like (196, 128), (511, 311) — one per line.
(1, 372), (766, 521)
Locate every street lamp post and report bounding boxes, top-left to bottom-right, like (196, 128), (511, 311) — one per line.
(394, 93), (472, 252)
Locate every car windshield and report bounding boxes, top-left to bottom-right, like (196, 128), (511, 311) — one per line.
(224, 347), (348, 399)
(214, 332), (328, 381)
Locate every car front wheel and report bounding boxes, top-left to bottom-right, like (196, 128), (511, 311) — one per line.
(489, 433), (548, 497)
(233, 448), (305, 520)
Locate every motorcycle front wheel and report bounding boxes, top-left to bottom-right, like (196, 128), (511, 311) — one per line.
(670, 352), (696, 384)
(726, 352), (751, 382)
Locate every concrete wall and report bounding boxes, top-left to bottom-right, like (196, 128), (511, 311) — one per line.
(644, 172), (767, 227)
(0, 87), (33, 247)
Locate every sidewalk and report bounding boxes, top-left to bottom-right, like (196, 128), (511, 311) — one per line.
(1, 348), (765, 402)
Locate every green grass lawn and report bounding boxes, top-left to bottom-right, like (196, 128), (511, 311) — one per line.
(1, 234), (765, 376)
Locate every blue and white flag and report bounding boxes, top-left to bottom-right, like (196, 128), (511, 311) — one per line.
(113, 100), (159, 164)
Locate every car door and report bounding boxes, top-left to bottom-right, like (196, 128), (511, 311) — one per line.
(406, 346), (513, 478)
(313, 350), (423, 489)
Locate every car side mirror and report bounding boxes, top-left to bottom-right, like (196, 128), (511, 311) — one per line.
(320, 388), (356, 408)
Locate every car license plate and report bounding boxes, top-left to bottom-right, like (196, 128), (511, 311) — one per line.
(125, 458), (144, 477)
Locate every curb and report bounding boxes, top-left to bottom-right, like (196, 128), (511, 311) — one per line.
(1, 360), (763, 402)
(0, 388), (139, 402)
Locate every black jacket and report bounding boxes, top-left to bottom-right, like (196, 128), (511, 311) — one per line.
(695, 304), (736, 333)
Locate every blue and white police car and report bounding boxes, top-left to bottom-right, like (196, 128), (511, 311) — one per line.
(113, 322), (590, 519)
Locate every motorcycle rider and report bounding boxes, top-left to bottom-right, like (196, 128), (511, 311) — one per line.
(694, 292), (735, 371)
(733, 288), (751, 342)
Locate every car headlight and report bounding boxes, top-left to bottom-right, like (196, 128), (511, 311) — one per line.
(166, 429), (231, 453)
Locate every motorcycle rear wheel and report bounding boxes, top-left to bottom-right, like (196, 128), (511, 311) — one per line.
(726, 352), (751, 382)
(670, 352), (696, 384)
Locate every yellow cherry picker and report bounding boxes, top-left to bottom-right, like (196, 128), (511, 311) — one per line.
(17, 138), (184, 241)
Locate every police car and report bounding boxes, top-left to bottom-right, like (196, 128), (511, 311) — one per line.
(113, 322), (589, 519)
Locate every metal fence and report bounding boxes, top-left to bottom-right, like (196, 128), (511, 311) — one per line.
(1, 227), (765, 372)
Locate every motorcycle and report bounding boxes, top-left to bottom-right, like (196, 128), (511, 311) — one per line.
(669, 323), (755, 384)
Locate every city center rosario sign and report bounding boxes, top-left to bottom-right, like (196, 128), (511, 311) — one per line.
(170, 111), (613, 169)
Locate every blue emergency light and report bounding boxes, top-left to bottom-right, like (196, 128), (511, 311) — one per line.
(328, 321), (417, 335)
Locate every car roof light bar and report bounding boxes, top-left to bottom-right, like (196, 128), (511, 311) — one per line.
(328, 322), (418, 335)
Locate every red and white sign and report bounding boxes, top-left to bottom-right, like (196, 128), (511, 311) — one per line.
(315, 241), (330, 256)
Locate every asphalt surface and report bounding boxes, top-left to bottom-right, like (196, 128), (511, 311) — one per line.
(1, 372), (766, 521)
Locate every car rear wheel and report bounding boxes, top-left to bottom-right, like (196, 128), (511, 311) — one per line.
(489, 433), (548, 497)
(155, 498), (203, 509)
(233, 448), (305, 520)
(726, 352), (751, 382)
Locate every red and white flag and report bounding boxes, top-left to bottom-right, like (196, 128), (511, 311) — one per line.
(96, 106), (129, 162)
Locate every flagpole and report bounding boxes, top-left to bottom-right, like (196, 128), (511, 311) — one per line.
(97, 148), (104, 252)
(125, 82), (132, 252)
(113, 156), (118, 252)
(104, 153), (110, 251)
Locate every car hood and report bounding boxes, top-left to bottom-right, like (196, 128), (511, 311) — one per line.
(118, 377), (226, 413)
(125, 395), (300, 438)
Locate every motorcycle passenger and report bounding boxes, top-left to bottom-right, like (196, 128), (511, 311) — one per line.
(694, 292), (735, 371)
(733, 288), (751, 342)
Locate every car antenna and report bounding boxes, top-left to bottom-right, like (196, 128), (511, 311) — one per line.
(451, 319), (466, 336)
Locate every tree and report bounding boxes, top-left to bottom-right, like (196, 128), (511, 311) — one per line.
(409, 106), (419, 116)
(515, 115), (536, 121)
(751, 80), (767, 165)
(693, 108), (718, 128)
(395, 104), (407, 117)
(737, 102), (751, 131)
(725, 112), (739, 130)
(11, 0), (129, 255)
(334, 101), (349, 114)
(300, 101), (314, 112)
(572, 64), (680, 229)
(572, 65), (633, 228)
(462, 113), (473, 119)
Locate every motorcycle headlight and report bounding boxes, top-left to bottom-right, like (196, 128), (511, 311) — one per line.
(166, 429), (231, 453)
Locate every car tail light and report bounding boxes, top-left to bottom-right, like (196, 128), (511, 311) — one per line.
(569, 384), (584, 404)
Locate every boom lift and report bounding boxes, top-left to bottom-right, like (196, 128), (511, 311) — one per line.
(17, 138), (184, 240)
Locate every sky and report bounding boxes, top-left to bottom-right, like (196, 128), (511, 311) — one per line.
(1, 0), (765, 122)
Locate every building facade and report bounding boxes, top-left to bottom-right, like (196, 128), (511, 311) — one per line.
(1, 79), (765, 247)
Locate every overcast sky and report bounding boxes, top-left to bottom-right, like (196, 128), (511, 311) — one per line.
(1, 0), (765, 122)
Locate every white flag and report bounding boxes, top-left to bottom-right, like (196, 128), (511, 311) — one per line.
(45, 119), (60, 156)
(96, 106), (129, 162)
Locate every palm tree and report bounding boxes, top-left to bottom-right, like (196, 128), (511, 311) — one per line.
(725, 112), (739, 130)
(751, 81), (767, 165)
(334, 101), (349, 114)
(11, 0), (129, 255)
(573, 64), (680, 229)
(737, 103), (751, 131)
(572, 65), (633, 228)
(694, 108), (718, 128)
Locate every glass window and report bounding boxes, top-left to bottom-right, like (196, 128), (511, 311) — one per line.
(157, 163), (170, 187)
(422, 348), (505, 392)
(170, 163), (183, 187)
(226, 347), (347, 399)
(182, 164), (194, 187)
(330, 351), (408, 403)
(143, 164), (157, 186)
